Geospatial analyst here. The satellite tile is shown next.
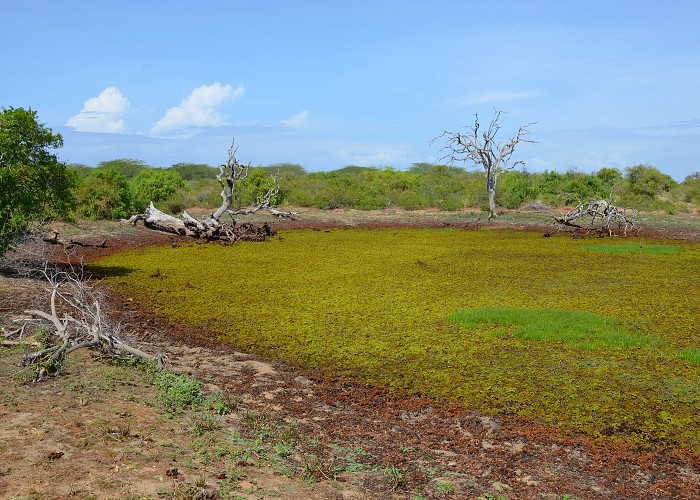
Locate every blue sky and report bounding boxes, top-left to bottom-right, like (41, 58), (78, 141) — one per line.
(3, 0), (699, 179)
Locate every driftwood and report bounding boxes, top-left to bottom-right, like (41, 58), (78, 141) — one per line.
(2, 238), (168, 381)
(125, 140), (298, 242)
(550, 197), (639, 236)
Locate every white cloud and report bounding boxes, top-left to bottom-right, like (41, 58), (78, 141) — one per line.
(150, 82), (244, 134)
(280, 110), (310, 127)
(66, 87), (130, 133)
(462, 90), (540, 105)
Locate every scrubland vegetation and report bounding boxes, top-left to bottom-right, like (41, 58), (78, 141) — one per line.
(66, 158), (699, 219)
(96, 228), (700, 452)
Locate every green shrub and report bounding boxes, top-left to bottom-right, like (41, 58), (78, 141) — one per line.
(153, 371), (203, 416)
(96, 158), (150, 179)
(130, 168), (185, 211)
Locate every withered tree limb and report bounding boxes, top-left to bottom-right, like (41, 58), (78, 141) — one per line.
(434, 110), (536, 219)
(125, 140), (299, 242)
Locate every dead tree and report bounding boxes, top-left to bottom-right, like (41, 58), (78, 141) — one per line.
(125, 140), (298, 242)
(550, 196), (639, 236)
(434, 110), (535, 219)
(1, 237), (168, 381)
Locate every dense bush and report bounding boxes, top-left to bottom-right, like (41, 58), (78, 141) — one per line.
(130, 168), (185, 212)
(96, 158), (150, 179)
(75, 168), (133, 220)
(168, 162), (217, 181)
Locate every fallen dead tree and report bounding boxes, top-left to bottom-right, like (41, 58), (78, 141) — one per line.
(550, 197), (639, 236)
(125, 140), (298, 243)
(1, 237), (168, 381)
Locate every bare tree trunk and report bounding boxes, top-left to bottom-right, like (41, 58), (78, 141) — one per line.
(487, 178), (497, 219)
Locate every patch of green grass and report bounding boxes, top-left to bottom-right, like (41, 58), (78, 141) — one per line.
(96, 228), (700, 451)
(448, 308), (651, 350)
(680, 348), (700, 365)
(581, 242), (680, 254)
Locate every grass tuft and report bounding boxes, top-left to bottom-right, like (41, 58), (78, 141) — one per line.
(448, 308), (651, 350)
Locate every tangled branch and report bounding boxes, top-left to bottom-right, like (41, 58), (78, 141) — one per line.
(550, 197), (639, 236)
(2, 237), (168, 381)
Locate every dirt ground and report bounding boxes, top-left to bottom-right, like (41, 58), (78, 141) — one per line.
(1, 208), (700, 499)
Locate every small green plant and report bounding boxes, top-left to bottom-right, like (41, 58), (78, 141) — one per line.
(33, 326), (52, 349)
(424, 465), (440, 479)
(273, 441), (295, 458)
(385, 466), (406, 490)
(202, 392), (240, 415)
(190, 413), (222, 437)
(436, 481), (454, 493)
(153, 371), (203, 416)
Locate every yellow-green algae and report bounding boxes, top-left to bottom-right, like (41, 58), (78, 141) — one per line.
(95, 228), (700, 450)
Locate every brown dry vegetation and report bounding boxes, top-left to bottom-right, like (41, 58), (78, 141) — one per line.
(2, 207), (700, 499)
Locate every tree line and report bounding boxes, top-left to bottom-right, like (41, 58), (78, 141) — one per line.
(66, 158), (697, 220)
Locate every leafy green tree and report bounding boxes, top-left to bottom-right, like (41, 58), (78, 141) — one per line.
(677, 172), (700, 205)
(75, 168), (133, 220)
(168, 162), (217, 181)
(67, 163), (94, 179)
(96, 158), (150, 179)
(497, 171), (534, 209)
(259, 163), (308, 177)
(130, 168), (185, 211)
(624, 164), (677, 198)
(595, 167), (623, 195)
(0, 107), (75, 254)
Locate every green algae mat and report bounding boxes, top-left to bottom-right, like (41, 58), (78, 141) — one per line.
(96, 228), (700, 451)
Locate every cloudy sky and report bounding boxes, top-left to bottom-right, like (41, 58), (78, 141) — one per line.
(3, 0), (699, 179)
